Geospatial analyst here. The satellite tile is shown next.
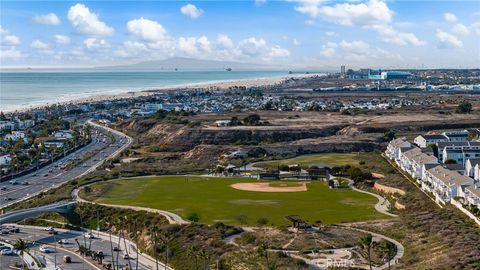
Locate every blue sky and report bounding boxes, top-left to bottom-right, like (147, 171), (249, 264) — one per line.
(1, 0), (479, 68)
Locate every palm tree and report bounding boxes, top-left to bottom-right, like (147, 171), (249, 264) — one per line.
(381, 241), (397, 270)
(257, 241), (270, 270)
(148, 225), (160, 270)
(107, 223), (117, 270)
(13, 239), (28, 270)
(121, 216), (133, 270)
(198, 249), (210, 270)
(186, 246), (199, 270)
(159, 231), (174, 270)
(359, 234), (373, 270)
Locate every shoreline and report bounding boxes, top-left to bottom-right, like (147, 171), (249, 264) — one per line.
(2, 73), (323, 113)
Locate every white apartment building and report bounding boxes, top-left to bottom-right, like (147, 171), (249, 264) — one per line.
(414, 134), (448, 148)
(464, 184), (480, 209)
(385, 137), (411, 161)
(423, 165), (474, 204)
(399, 147), (438, 179)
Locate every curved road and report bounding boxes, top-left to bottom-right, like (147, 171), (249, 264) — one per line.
(0, 120), (132, 210)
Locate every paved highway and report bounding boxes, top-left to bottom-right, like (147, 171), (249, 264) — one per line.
(1, 225), (157, 270)
(0, 121), (131, 209)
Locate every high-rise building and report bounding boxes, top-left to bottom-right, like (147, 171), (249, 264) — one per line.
(340, 65), (346, 77)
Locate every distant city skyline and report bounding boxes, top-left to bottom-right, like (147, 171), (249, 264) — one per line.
(1, 0), (479, 68)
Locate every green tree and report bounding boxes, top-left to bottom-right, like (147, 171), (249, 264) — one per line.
(13, 239), (29, 270)
(257, 241), (271, 270)
(456, 101), (472, 114)
(243, 114), (261, 125)
(380, 241), (397, 270)
(359, 234), (373, 270)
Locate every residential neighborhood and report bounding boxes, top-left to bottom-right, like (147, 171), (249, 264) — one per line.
(387, 132), (480, 223)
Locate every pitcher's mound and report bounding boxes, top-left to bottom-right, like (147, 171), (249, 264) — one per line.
(231, 182), (307, 192)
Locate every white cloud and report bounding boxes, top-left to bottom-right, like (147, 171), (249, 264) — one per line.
(180, 4), (204, 19)
(67, 4), (114, 36)
(127, 18), (168, 42)
(293, 0), (424, 47)
(54, 35), (71, 45)
(293, 38), (301, 46)
(471, 22), (480, 36)
(239, 37), (268, 57)
(255, 0), (267, 6)
(216, 34), (234, 49)
(320, 41), (337, 57)
(33, 13), (60, 25)
(339, 40), (370, 51)
(305, 19), (315, 25)
(0, 25), (7, 34)
(30, 40), (49, 50)
(268, 45), (290, 58)
(295, 0), (393, 26)
(178, 36), (211, 55)
(452, 23), (470, 36)
(444, 12), (457, 23)
(0, 47), (24, 59)
(3, 35), (20, 46)
(436, 30), (462, 48)
(83, 38), (110, 50)
(370, 25), (426, 46)
(291, 0), (327, 18)
(325, 31), (336, 36)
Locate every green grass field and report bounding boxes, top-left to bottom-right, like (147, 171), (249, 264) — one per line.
(84, 175), (386, 226)
(253, 153), (360, 169)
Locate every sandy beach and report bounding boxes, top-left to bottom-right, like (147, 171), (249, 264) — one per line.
(7, 73), (321, 113)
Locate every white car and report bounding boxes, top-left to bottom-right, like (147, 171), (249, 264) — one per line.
(84, 232), (94, 239)
(58, 239), (69, 244)
(0, 249), (13, 255)
(39, 245), (52, 253)
(45, 227), (54, 231)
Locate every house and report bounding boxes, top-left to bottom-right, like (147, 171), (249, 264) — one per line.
(414, 134), (448, 148)
(465, 158), (480, 179)
(400, 147), (438, 179)
(35, 137), (65, 148)
(423, 165), (474, 204)
(442, 130), (469, 142)
(215, 120), (232, 127)
(385, 137), (411, 161)
(141, 103), (163, 112)
(0, 121), (15, 131)
(442, 147), (480, 165)
(16, 119), (35, 130)
(54, 130), (73, 139)
(436, 141), (480, 162)
(0, 154), (12, 166)
(464, 184), (480, 209)
(4, 131), (27, 142)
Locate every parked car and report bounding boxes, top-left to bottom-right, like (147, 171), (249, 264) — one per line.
(123, 253), (129, 260)
(84, 232), (94, 239)
(39, 245), (52, 253)
(58, 239), (69, 244)
(113, 246), (119, 252)
(63, 255), (72, 263)
(0, 249), (13, 255)
(0, 187), (6, 191)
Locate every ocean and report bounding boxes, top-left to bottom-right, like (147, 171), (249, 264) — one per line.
(0, 69), (297, 112)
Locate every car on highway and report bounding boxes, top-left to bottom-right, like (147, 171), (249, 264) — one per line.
(1, 229), (9, 235)
(0, 187), (6, 191)
(0, 248), (14, 255)
(39, 245), (52, 253)
(21, 181), (29, 185)
(9, 180), (17, 185)
(63, 255), (72, 263)
(58, 239), (69, 244)
(43, 174), (49, 177)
